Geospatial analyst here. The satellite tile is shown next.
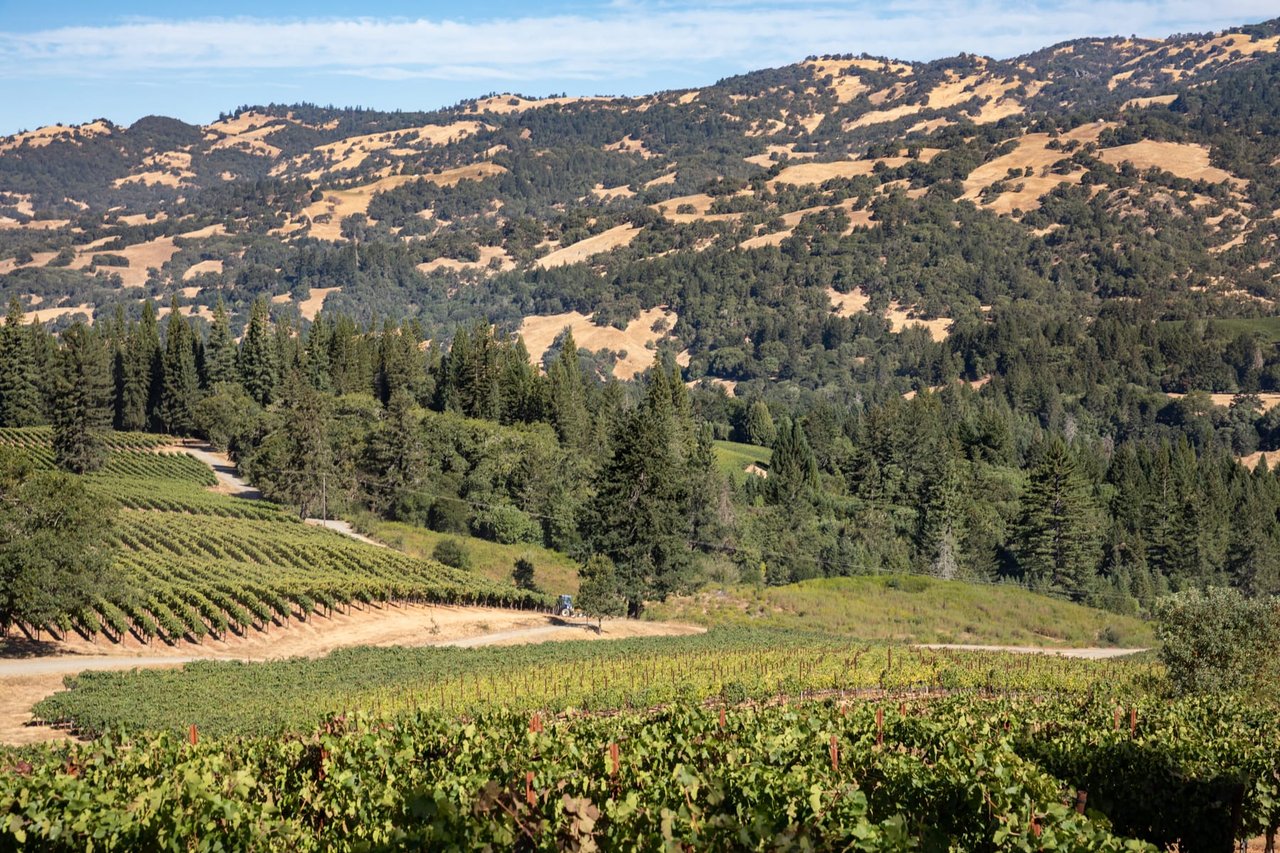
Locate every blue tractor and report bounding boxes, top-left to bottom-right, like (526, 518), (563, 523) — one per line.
(556, 594), (574, 617)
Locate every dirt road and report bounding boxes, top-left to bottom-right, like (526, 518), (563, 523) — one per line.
(168, 441), (263, 500)
(916, 643), (1149, 659)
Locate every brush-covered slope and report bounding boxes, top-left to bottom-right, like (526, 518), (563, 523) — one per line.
(2, 18), (1280, 398)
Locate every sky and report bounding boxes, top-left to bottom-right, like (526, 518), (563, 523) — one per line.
(1, 1), (1277, 135)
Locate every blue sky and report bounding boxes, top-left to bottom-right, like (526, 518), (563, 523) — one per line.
(1, 1), (1276, 135)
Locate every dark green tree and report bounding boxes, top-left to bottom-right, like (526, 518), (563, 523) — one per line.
(239, 297), (278, 406)
(0, 451), (119, 637)
(766, 417), (818, 505)
(159, 299), (200, 436)
(744, 399), (776, 447)
(547, 329), (590, 447)
(512, 555), (538, 592)
(574, 554), (627, 630)
(1012, 439), (1102, 598)
(204, 298), (239, 388)
(116, 302), (162, 432)
(51, 323), (113, 474)
(0, 298), (43, 427)
(583, 375), (695, 614)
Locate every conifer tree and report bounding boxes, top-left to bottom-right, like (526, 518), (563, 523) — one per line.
(0, 298), (43, 427)
(583, 374), (695, 614)
(361, 390), (425, 514)
(204, 298), (239, 388)
(745, 399), (776, 447)
(159, 299), (200, 436)
(1012, 439), (1101, 598)
(239, 297), (278, 406)
(116, 302), (161, 432)
(767, 417), (818, 505)
(547, 330), (590, 447)
(51, 323), (112, 473)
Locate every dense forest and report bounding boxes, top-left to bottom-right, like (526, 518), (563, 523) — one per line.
(5, 295), (1277, 619)
(4, 19), (1280, 613)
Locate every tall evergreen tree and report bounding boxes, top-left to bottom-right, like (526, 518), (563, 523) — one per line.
(361, 390), (426, 515)
(0, 298), (43, 427)
(51, 323), (112, 473)
(547, 330), (590, 447)
(159, 300), (200, 436)
(204, 298), (239, 388)
(1012, 439), (1102, 598)
(767, 418), (818, 505)
(583, 375), (695, 614)
(744, 399), (776, 447)
(115, 303), (161, 432)
(239, 297), (278, 406)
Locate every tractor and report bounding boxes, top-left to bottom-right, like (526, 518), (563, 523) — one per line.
(555, 594), (574, 617)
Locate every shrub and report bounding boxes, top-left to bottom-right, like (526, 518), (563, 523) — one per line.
(432, 538), (472, 571)
(472, 504), (540, 545)
(1153, 586), (1280, 695)
(512, 556), (537, 591)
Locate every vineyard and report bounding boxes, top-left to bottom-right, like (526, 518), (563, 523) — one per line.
(30, 628), (1159, 737)
(1, 428), (549, 644)
(3, 692), (1276, 850)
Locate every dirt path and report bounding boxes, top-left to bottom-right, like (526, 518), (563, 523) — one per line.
(304, 518), (387, 547)
(444, 619), (704, 648)
(916, 643), (1149, 659)
(164, 443), (389, 548)
(163, 441), (262, 500)
(0, 606), (704, 744)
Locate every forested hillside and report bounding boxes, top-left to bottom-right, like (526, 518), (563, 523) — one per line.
(4, 18), (1280, 612)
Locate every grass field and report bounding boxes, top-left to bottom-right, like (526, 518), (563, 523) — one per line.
(712, 439), (771, 484)
(356, 516), (582, 594)
(646, 575), (1155, 648)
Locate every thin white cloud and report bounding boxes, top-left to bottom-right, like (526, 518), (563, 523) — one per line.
(0, 1), (1274, 82)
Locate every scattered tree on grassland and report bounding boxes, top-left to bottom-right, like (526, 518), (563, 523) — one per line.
(574, 554), (626, 631)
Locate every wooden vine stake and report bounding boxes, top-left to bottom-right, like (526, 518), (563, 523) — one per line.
(1129, 707), (1137, 737)
(609, 742), (620, 778)
(876, 707), (884, 747)
(525, 771), (536, 806)
(1075, 790), (1088, 815)
(1113, 707), (1121, 731)
(718, 707), (726, 729)
(829, 735), (839, 773)
(188, 724), (198, 746)
(529, 712), (543, 734)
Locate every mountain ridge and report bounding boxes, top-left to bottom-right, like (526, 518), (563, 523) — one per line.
(2, 16), (1280, 401)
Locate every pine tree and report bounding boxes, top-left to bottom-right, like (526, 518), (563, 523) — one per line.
(1012, 439), (1102, 598)
(116, 303), (161, 432)
(583, 375), (694, 614)
(547, 330), (590, 447)
(159, 299), (200, 436)
(51, 323), (112, 473)
(918, 443), (964, 579)
(744, 399), (776, 447)
(361, 390), (425, 514)
(441, 320), (500, 420)
(274, 377), (334, 519)
(767, 418), (818, 505)
(0, 298), (43, 427)
(239, 297), (278, 406)
(204, 298), (239, 388)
